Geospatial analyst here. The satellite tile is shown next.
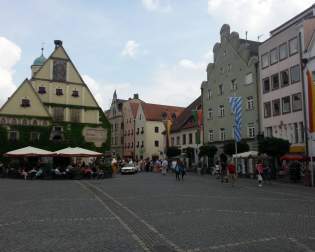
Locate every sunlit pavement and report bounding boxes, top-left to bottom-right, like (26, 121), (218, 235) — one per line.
(1, 172), (315, 252)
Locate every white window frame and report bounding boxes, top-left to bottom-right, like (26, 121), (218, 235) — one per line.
(247, 125), (255, 138)
(220, 128), (225, 141)
(209, 130), (214, 142)
(247, 96), (254, 110)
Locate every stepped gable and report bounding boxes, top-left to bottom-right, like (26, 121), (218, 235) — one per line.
(171, 96), (201, 133)
(141, 103), (184, 121)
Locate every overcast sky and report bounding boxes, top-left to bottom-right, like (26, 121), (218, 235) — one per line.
(0, 0), (313, 109)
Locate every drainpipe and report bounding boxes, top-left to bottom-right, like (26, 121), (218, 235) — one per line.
(299, 31), (309, 157)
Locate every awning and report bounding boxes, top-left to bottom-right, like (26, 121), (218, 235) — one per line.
(280, 154), (309, 161)
(4, 146), (54, 157)
(233, 151), (259, 159)
(54, 147), (103, 157)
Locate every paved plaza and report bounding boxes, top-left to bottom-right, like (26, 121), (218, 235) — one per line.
(1, 173), (315, 252)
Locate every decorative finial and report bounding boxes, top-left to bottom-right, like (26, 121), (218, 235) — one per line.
(41, 42), (45, 56)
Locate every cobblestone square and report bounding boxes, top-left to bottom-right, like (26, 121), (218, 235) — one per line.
(1, 173), (315, 251)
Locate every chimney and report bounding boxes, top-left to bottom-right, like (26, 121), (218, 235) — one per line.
(54, 40), (63, 48)
(133, 93), (139, 99)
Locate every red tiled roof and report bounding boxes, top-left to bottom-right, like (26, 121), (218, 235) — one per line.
(141, 103), (184, 121)
(171, 96), (201, 132)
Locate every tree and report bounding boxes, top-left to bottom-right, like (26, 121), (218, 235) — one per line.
(166, 146), (181, 158)
(258, 137), (290, 177)
(183, 147), (195, 168)
(199, 144), (218, 172)
(223, 140), (249, 156)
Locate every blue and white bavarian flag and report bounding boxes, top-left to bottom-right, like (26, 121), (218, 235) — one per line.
(228, 96), (242, 142)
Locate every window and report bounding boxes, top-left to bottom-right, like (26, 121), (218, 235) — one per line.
(176, 136), (180, 145)
(154, 140), (159, 147)
(218, 84), (223, 96)
(263, 77), (270, 93)
(30, 132), (40, 141)
(218, 105), (224, 117)
(219, 128), (226, 141)
(207, 89), (212, 100)
(171, 137), (174, 146)
(261, 53), (269, 68)
(33, 120), (38, 126)
(8, 131), (18, 141)
(272, 99), (280, 116)
(141, 141), (144, 148)
(141, 127), (144, 134)
(189, 133), (193, 144)
(208, 108), (213, 120)
(128, 130), (130, 136)
(136, 128), (139, 134)
(290, 65), (300, 83)
(21, 98), (30, 107)
(245, 73), (253, 85)
(53, 60), (67, 81)
(72, 90), (79, 97)
(264, 102), (271, 118)
(11, 118), (17, 125)
(139, 114), (142, 120)
(56, 88), (63, 96)
(266, 127), (272, 137)
(136, 141), (139, 148)
(247, 124), (255, 138)
(279, 43), (288, 60)
(209, 130), (214, 142)
(131, 129), (133, 135)
(70, 108), (81, 122)
(53, 107), (64, 122)
(131, 142), (133, 148)
(154, 127), (159, 133)
(289, 37), (298, 56)
(294, 122), (299, 143)
(271, 73), (279, 90)
(300, 122), (305, 143)
(280, 70), (289, 87)
(292, 93), (302, 112)
(231, 79), (237, 91)
(22, 119), (28, 125)
(270, 48), (278, 65)
(38, 86), (46, 94)
(182, 134), (186, 145)
(247, 96), (254, 110)
(282, 96), (291, 114)
(0, 118), (5, 124)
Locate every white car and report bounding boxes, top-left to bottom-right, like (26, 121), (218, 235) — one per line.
(120, 164), (138, 174)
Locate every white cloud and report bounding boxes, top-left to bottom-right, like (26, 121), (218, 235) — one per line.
(207, 0), (314, 40)
(141, 0), (172, 13)
(121, 40), (140, 58)
(141, 60), (206, 107)
(178, 59), (205, 70)
(82, 74), (135, 110)
(0, 37), (21, 106)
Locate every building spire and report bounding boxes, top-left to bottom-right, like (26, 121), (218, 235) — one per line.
(113, 90), (117, 99)
(41, 42), (45, 56)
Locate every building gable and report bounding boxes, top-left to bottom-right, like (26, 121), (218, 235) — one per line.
(0, 79), (50, 118)
(31, 41), (100, 109)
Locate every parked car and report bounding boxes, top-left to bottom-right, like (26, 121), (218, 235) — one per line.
(121, 164), (138, 174)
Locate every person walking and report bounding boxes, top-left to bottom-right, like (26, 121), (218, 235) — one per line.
(220, 161), (226, 183)
(256, 161), (264, 187)
(162, 159), (168, 175)
(179, 160), (186, 181)
(227, 162), (236, 186)
(175, 159), (180, 181)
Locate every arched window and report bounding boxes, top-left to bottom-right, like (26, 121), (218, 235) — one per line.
(11, 118), (17, 125)
(0, 118), (5, 124)
(33, 120), (38, 126)
(22, 119), (28, 125)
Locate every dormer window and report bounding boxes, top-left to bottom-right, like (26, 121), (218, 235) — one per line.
(38, 86), (46, 94)
(21, 98), (30, 107)
(72, 90), (79, 97)
(56, 88), (63, 96)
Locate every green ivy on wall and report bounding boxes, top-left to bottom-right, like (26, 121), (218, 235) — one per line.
(0, 108), (111, 156)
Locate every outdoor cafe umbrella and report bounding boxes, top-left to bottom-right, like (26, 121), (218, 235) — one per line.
(54, 147), (103, 157)
(3, 146), (54, 157)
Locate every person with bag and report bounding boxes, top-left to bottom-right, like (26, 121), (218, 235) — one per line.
(256, 161), (264, 187)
